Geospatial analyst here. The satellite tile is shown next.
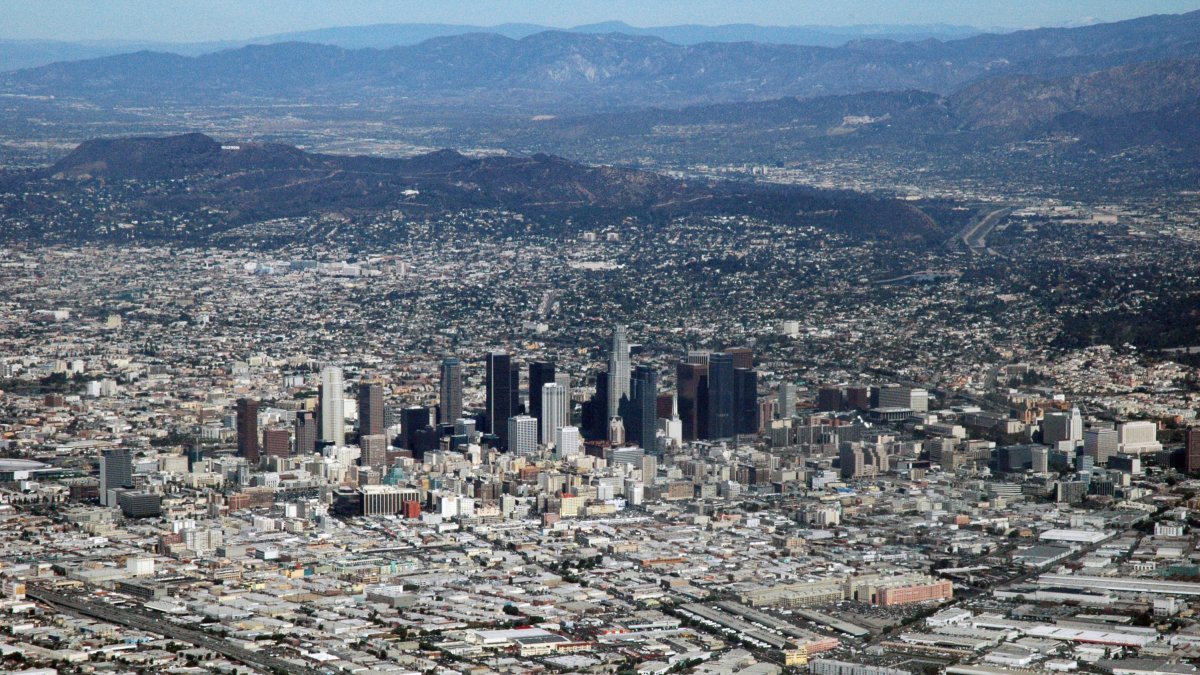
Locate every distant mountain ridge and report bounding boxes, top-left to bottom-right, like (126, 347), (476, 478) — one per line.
(477, 58), (1200, 196)
(0, 21), (989, 72)
(263, 20), (987, 49)
(3, 11), (1196, 109)
(0, 133), (938, 246)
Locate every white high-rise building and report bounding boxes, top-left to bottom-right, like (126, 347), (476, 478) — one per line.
(1118, 420), (1162, 456)
(659, 394), (682, 449)
(320, 366), (345, 445)
(607, 325), (631, 422)
(556, 426), (581, 458)
(541, 383), (566, 447)
(508, 415), (538, 458)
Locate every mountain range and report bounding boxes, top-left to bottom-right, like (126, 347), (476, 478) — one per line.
(3, 11), (1197, 109)
(0, 133), (937, 246)
(0, 22), (989, 72)
(506, 58), (1200, 145)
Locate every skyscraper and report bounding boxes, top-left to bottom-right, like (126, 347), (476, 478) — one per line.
(582, 370), (609, 440)
(236, 398), (260, 463)
(706, 352), (735, 439)
(1083, 427), (1119, 466)
(529, 361), (556, 442)
(555, 372), (572, 421)
(439, 357), (463, 425)
(320, 366), (345, 445)
(99, 448), (133, 507)
(294, 409), (317, 455)
(400, 406), (431, 452)
(263, 428), (291, 459)
(485, 351), (514, 449)
(357, 382), (384, 438)
(607, 325), (631, 422)
(508, 415), (538, 457)
(360, 434), (388, 468)
(541, 383), (566, 448)
(510, 361), (522, 415)
(733, 367), (758, 435)
(630, 365), (659, 452)
(1044, 409), (1083, 445)
(778, 383), (797, 419)
(677, 362), (708, 441)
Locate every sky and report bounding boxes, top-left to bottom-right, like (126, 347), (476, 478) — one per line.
(2, 0), (1199, 43)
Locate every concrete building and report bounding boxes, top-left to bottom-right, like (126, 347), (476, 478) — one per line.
(778, 383), (797, 419)
(1119, 420), (1162, 456)
(1042, 407), (1082, 445)
(878, 386), (929, 413)
(508, 415), (538, 457)
(99, 448), (133, 507)
(555, 426), (581, 459)
(1084, 427), (1119, 466)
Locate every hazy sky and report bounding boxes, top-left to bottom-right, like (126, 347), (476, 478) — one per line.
(3, 0), (1200, 43)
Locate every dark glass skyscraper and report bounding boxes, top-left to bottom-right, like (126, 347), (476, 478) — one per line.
(485, 351), (514, 449)
(357, 382), (384, 438)
(510, 362), (522, 416)
(630, 364), (659, 452)
(705, 352), (734, 439)
(401, 406), (431, 452)
(677, 362), (708, 441)
(236, 397), (259, 463)
(733, 367), (759, 435)
(294, 409), (317, 455)
(582, 370), (609, 441)
(528, 360), (556, 442)
(439, 357), (463, 425)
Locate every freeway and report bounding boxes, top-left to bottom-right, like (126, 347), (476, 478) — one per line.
(954, 207), (1011, 255)
(26, 585), (329, 675)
